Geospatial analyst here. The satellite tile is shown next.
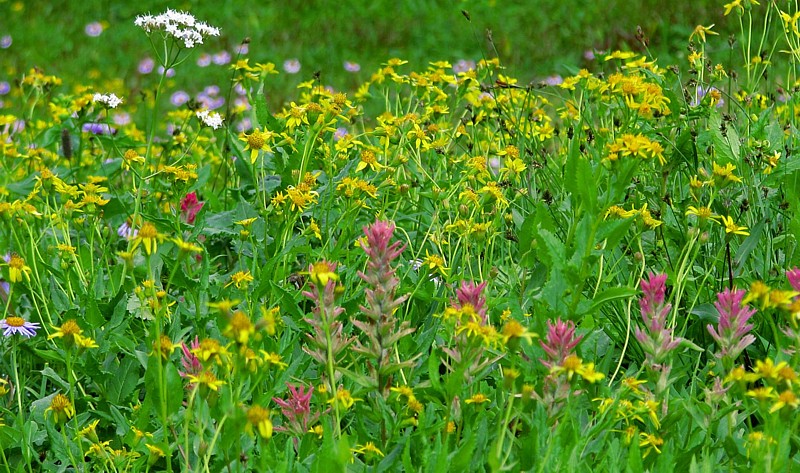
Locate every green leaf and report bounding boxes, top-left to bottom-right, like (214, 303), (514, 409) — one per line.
(588, 286), (638, 313)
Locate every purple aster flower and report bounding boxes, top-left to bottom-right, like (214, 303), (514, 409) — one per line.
(113, 112), (131, 126)
(82, 123), (116, 135)
(233, 96), (250, 110)
(212, 51), (231, 65)
(1, 317), (40, 338)
(691, 86), (724, 108)
(0, 81), (10, 95)
(196, 53), (212, 67)
(584, 50), (596, 61)
(235, 43), (249, 55)
(138, 57), (155, 74)
(343, 61), (361, 73)
(158, 66), (176, 78)
(0, 280), (8, 294)
(117, 220), (137, 239)
(452, 59), (475, 74)
(234, 83), (247, 95)
(544, 75), (563, 86)
(170, 91), (190, 107)
(203, 85), (220, 96)
(334, 127), (348, 141)
(0, 35), (11, 49)
(283, 59), (301, 74)
(235, 117), (252, 133)
(85, 21), (104, 37)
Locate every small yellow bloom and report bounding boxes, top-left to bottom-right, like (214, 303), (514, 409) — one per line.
(690, 24), (718, 43)
(718, 215), (749, 236)
(309, 261), (338, 287)
(465, 393), (490, 404)
(327, 386), (360, 411)
(245, 405), (273, 439)
(46, 393), (75, 424)
(227, 271), (254, 290)
(6, 254), (31, 283)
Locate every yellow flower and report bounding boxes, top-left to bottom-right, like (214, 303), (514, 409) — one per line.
(723, 0), (742, 16)
(769, 390), (799, 413)
(245, 405), (273, 439)
(309, 261), (338, 287)
(46, 393), (75, 424)
(718, 215), (749, 236)
(130, 222), (161, 255)
(690, 24), (719, 43)
(240, 128), (273, 163)
(685, 205), (714, 220)
(353, 442), (385, 459)
(187, 371), (226, 392)
(224, 311), (254, 345)
(421, 250), (448, 276)
(639, 433), (664, 457)
(746, 386), (776, 401)
(465, 393), (490, 404)
(500, 320), (537, 346)
(227, 270), (254, 290)
(48, 319), (85, 347)
(327, 386), (360, 411)
(6, 254), (31, 283)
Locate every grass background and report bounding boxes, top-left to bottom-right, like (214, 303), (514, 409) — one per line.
(2, 0), (727, 101)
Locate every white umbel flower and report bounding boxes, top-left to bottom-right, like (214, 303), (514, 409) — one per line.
(135, 9), (220, 49)
(196, 109), (224, 130)
(93, 93), (123, 109)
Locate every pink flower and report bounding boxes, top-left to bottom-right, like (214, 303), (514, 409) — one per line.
(179, 337), (202, 380)
(180, 192), (204, 224)
(634, 272), (681, 364)
(707, 288), (756, 362)
(787, 267), (800, 292)
(539, 319), (583, 369)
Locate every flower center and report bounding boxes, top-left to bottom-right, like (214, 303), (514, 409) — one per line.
(5, 316), (25, 327)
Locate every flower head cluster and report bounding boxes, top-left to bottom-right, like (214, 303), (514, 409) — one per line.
(707, 288), (756, 364)
(92, 93), (123, 109)
(272, 383), (319, 437)
(634, 273), (682, 365)
(196, 109), (224, 129)
(134, 9), (221, 49)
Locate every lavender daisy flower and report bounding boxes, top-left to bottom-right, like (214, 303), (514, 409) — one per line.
(157, 66), (176, 78)
(197, 53), (212, 67)
(117, 221), (138, 238)
(1, 316), (40, 338)
(138, 57), (155, 74)
(212, 51), (231, 65)
(452, 59), (475, 74)
(344, 61), (361, 73)
(235, 43), (249, 55)
(170, 91), (190, 107)
(283, 59), (301, 74)
(82, 123), (116, 135)
(204, 85), (220, 96)
(334, 127), (348, 141)
(0, 35), (11, 49)
(85, 21), (104, 37)
(113, 112), (131, 126)
(0, 81), (10, 95)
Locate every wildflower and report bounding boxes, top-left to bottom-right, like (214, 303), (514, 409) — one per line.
(718, 215), (749, 236)
(49, 319), (97, 348)
(327, 386), (360, 411)
(186, 370), (226, 392)
(465, 393), (490, 404)
(134, 9), (221, 49)
(539, 319), (583, 369)
(685, 205), (714, 220)
(639, 433), (664, 457)
(707, 287), (756, 363)
(130, 222), (161, 255)
(746, 386), (776, 402)
(421, 250), (448, 276)
(272, 383), (319, 435)
(6, 254), (31, 283)
(192, 337), (228, 364)
(196, 109), (224, 129)
(179, 338), (202, 379)
(153, 335), (176, 360)
(1, 316), (40, 338)
(240, 128), (272, 163)
(690, 24), (718, 43)
(344, 61), (361, 72)
(283, 59), (301, 74)
(46, 393), (75, 424)
(634, 273), (682, 364)
(223, 311), (254, 345)
(769, 390), (799, 413)
(227, 271), (254, 290)
(245, 405), (273, 439)
(92, 92), (123, 109)
(308, 261), (338, 287)
(353, 442), (385, 459)
(180, 192), (204, 224)
(500, 319), (537, 348)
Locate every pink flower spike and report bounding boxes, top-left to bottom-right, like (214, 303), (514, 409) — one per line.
(180, 192), (204, 224)
(787, 267), (800, 292)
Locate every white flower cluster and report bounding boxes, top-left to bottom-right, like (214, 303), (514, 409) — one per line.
(196, 109), (224, 130)
(134, 9), (220, 49)
(93, 93), (123, 109)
